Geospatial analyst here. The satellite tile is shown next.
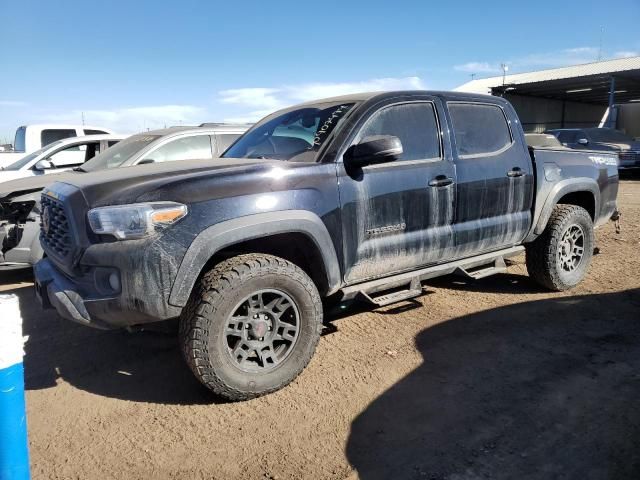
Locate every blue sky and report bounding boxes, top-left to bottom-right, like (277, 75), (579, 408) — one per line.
(1, 0), (639, 142)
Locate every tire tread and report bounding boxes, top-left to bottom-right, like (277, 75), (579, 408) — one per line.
(179, 253), (322, 401)
(526, 204), (594, 291)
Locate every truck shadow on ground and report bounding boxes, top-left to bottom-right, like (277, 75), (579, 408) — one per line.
(10, 284), (217, 405)
(346, 288), (640, 480)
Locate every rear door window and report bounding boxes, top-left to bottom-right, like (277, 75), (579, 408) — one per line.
(448, 103), (512, 157)
(41, 129), (76, 147)
(215, 133), (241, 155)
(356, 102), (441, 162)
(140, 135), (213, 163)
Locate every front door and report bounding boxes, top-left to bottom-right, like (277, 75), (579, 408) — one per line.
(337, 98), (456, 284)
(446, 101), (534, 258)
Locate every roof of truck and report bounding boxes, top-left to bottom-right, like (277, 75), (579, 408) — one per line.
(293, 90), (502, 108)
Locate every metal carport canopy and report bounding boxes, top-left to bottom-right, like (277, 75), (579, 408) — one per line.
(456, 56), (640, 105)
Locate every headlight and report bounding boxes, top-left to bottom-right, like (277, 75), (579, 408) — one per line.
(87, 202), (188, 240)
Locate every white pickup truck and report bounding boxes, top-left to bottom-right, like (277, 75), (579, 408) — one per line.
(0, 124), (115, 167)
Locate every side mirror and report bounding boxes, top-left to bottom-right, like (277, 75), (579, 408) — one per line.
(34, 159), (54, 171)
(344, 135), (403, 168)
(577, 138), (589, 145)
(138, 158), (155, 165)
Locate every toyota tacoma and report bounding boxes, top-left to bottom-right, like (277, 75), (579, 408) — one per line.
(34, 91), (619, 401)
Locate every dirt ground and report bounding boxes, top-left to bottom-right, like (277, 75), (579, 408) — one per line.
(4, 178), (639, 480)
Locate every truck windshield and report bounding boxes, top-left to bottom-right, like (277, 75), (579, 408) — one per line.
(82, 134), (160, 172)
(223, 102), (355, 162)
(586, 128), (634, 143)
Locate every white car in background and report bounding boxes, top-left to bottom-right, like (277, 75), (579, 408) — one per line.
(0, 124), (115, 167)
(0, 134), (123, 182)
(0, 124), (248, 269)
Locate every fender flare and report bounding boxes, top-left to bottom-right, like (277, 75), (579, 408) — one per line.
(533, 178), (600, 235)
(168, 210), (342, 307)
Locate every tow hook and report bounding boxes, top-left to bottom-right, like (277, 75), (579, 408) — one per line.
(611, 210), (621, 234)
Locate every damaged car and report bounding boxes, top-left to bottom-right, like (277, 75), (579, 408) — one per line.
(0, 125), (248, 270)
(0, 134), (122, 269)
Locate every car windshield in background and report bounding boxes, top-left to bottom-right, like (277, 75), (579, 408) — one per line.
(82, 134), (160, 172)
(223, 102), (355, 162)
(587, 128), (634, 143)
(3, 141), (65, 170)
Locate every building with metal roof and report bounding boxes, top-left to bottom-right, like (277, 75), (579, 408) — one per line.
(455, 56), (640, 136)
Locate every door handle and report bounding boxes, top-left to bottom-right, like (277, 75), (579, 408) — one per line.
(428, 175), (454, 187)
(507, 167), (525, 178)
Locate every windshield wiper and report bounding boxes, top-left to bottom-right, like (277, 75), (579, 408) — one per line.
(73, 166), (86, 172)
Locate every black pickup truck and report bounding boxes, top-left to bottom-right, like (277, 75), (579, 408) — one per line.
(34, 91), (619, 401)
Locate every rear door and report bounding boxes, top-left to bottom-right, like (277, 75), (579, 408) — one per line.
(337, 97), (456, 284)
(447, 101), (534, 258)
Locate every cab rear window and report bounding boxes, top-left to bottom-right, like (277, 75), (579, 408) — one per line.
(41, 129), (76, 147)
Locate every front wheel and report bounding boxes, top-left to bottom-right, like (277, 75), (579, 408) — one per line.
(179, 254), (323, 401)
(526, 204), (594, 291)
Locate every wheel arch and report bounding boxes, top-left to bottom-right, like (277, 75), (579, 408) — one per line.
(169, 211), (342, 307)
(532, 178), (600, 236)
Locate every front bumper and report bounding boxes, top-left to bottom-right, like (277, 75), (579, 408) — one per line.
(0, 219), (43, 269)
(34, 252), (183, 329)
(35, 258), (115, 329)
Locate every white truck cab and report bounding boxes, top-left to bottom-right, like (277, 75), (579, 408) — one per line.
(0, 124), (115, 167)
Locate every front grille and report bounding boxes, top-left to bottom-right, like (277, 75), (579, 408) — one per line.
(618, 150), (640, 164)
(40, 194), (72, 258)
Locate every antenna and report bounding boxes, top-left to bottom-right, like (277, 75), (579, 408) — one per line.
(81, 112), (85, 126)
(597, 26), (604, 61)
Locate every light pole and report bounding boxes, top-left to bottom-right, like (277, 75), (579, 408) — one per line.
(501, 63), (509, 87)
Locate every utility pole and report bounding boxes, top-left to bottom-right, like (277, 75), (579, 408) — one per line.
(81, 111), (85, 126)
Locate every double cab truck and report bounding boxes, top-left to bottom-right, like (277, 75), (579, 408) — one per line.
(34, 91), (619, 401)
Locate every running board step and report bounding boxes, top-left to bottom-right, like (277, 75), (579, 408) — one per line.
(358, 278), (422, 307)
(455, 257), (507, 280)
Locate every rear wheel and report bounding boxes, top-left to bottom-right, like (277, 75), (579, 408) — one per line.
(179, 254), (323, 401)
(526, 204), (594, 291)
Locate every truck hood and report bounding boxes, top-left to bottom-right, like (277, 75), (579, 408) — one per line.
(49, 157), (279, 207)
(0, 170), (83, 200)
